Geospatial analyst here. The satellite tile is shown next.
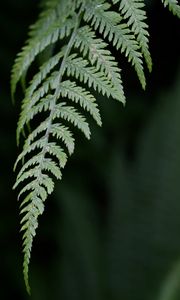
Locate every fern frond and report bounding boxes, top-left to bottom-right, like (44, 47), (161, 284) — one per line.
(60, 80), (102, 126)
(16, 154), (43, 179)
(12, 0), (156, 293)
(41, 158), (62, 179)
(83, 0), (146, 88)
(14, 138), (47, 169)
(11, 9), (74, 98)
(50, 124), (75, 155)
(75, 25), (125, 103)
(16, 96), (53, 144)
(162, 0), (180, 18)
(53, 103), (91, 139)
(65, 54), (120, 98)
(46, 143), (67, 168)
(23, 120), (74, 155)
(113, 0), (152, 71)
(25, 50), (65, 100)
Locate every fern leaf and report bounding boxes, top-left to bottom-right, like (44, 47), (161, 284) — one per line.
(39, 175), (54, 195)
(11, 0), (80, 97)
(50, 124), (75, 155)
(20, 191), (46, 295)
(41, 158), (62, 179)
(65, 54), (120, 98)
(12, 0), (155, 293)
(14, 138), (46, 168)
(60, 80), (102, 125)
(75, 25), (125, 103)
(83, 0), (146, 88)
(46, 143), (67, 168)
(113, 0), (152, 71)
(14, 168), (40, 189)
(23, 120), (50, 147)
(24, 50), (64, 100)
(11, 16), (74, 98)
(16, 154), (43, 179)
(16, 96), (54, 144)
(17, 180), (43, 200)
(53, 103), (91, 139)
(162, 0), (180, 18)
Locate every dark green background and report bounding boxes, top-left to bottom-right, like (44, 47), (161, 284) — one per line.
(0, 1), (180, 299)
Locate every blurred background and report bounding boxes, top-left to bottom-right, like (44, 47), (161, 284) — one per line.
(0, 1), (180, 299)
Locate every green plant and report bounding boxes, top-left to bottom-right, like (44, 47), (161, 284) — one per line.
(11, 0), (180, 294)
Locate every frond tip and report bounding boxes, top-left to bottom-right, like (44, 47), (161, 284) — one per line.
(113, 0), (152, 72)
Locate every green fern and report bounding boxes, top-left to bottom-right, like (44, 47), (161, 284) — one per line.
(162, 0), (180, 17)
(112, 0), (152, 71)
(11, 0), (180, 294)
(83, 0), (146, 88)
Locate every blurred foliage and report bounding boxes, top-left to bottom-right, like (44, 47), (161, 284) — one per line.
(0, 1), (180, 299)
(157, 259), (180, 300)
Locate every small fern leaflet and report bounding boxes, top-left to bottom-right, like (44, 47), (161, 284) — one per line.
(162, 0), (180, 18)
(113, 0), (152, 72)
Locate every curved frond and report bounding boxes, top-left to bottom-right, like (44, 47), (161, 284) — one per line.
(113, 0), (152, 71)
(13, 0), (175, 294)
(83, 0), (146, 88)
